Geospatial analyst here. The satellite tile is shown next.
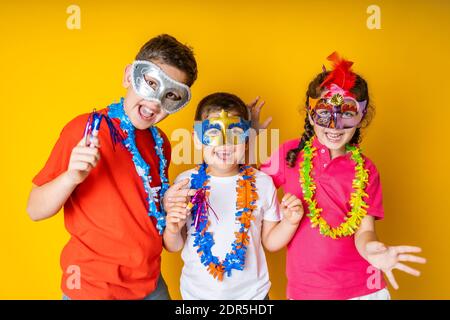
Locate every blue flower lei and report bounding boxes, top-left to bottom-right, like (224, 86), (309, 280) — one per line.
(189, 162), (258, 280)
(106, 98), (169, 234)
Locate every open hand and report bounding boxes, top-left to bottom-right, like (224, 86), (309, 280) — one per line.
(366, 241), (427, 289)
(247, 96), (272, 133)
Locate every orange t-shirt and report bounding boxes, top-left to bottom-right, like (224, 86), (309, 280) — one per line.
(33, 107), (171, 300)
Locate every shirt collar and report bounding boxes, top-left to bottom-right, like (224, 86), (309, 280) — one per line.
(311, 135), (353, 163)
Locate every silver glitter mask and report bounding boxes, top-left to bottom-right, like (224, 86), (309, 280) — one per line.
(130, 60), (191, 114)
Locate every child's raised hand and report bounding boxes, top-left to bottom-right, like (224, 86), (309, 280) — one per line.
(281, 193), (304, 226)
(247, 96), (272, 133)
(365, 241), (427, 290)
(67, 131), (101, 185)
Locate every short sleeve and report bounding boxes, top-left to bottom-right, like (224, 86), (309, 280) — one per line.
(260, 143), (286, 188)
(32, 114), (88, 186)
(364, 158), (384, 220)
(259, 173), (281, 222)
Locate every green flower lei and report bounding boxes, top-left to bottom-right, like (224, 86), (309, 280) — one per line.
(299, 137), (370, 239)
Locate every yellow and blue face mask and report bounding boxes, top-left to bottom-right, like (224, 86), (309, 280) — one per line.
(194, 109), (251, 147)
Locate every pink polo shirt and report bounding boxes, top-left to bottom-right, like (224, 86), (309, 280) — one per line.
(261, 137), (386, 300)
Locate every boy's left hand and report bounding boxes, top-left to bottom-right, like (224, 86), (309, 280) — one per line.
(247, 96), (272, 133)
(281, 193), (304, 226)
(365, 241), (427, 289)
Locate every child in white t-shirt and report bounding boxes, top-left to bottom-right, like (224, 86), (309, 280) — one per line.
(163, 92), (303, 300)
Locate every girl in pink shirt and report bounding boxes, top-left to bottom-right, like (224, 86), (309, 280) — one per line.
(261, 52), (426, 300)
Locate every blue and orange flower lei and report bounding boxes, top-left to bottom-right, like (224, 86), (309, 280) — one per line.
(189, 162), (258, 280)
(85, 98), (169, 234)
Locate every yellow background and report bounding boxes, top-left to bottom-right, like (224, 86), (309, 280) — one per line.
(1, 0), (449, 299)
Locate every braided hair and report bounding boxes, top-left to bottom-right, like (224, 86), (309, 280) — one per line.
(286, 72), (374, 168)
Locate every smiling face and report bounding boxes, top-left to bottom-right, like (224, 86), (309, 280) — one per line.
(194, 110), (247, 176)
(310, 114), (358, 154)
(122, 60), (189, 130)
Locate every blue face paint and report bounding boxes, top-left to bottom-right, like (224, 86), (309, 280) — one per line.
(194, 110), (251, 146)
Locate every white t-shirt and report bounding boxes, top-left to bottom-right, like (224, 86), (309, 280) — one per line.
(175, 168), (281, 300)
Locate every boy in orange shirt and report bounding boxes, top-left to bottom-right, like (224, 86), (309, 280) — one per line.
(27, 34), (197, 300)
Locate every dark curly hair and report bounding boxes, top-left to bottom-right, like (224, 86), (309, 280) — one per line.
(286, 71), (375, 167)
(135, 34), (198, 87)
